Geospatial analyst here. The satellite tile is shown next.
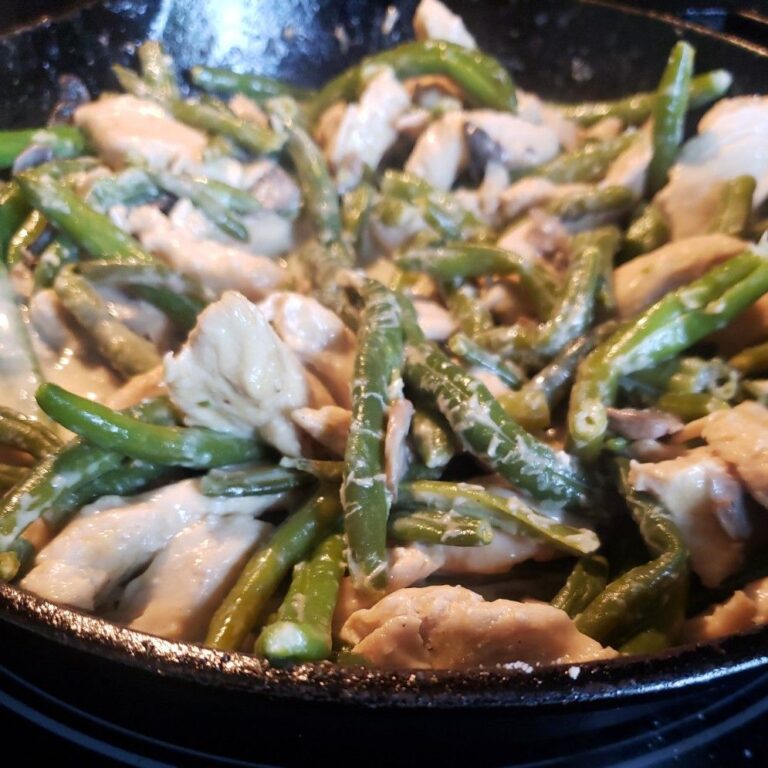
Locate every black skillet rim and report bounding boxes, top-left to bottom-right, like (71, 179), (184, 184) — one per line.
(1, 0), (768, 711)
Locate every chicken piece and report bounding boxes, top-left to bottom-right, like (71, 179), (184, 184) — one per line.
(370, 205), (429, 254)
(497, 177), (571, 221)
(516, 90), (581, 152)
(258, 292), (356, 408)
(606, 407), (683, 441)
(429, 529), (556, 575)
(74, 95), (207, 169)
(405, 110), (466, 190)
(228, 94), (269, 128)
(323, 68), (411, 191)
(684, 576), (768, 642)
(164, 292), (308, 456)
(413, 299), (457, 341)
(242, 160), (302, 216)
(656, 97), (768, 239)
(496, 209), (570, 266)
(601, 127), (652, 197)
(105, 365), (166, 410)
(340, 585), (616, 669)
(385, 397), (414, 496)
(96, 284), (174, 350)
(291, 406), (351, 457)
(20, 478), (283, 611)
(113, 515), (271, 641)
(394, 107), (432, 139)
(629, 447), (749, 587)
(701, 401), (768, 509)
(123, 204), (290, 301)
(333, 545), (445, 634)
(413, 0), (477, 48)
(584, 116), (624, 143)
(469, 367), (510, 399)
(466, 110), (560, 171)
(613, 233), (745, 319)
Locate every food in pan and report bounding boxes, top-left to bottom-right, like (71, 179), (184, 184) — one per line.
(0, 0), (767, 671)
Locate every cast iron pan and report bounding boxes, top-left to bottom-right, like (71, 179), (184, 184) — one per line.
(2, 1), (768, 764)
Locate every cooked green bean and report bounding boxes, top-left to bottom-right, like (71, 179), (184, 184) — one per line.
(54, 266), (162, 378)
(279, 457), (345, 483)
(0, 125), (84, 169)
(137, 40), (180, 100)
(33, 235), (79, 288)
(255, 532), (345, 664)
(16, 171), (157, 266)
(547, 185), (635, 225)
(527, 134), (635, 184)
(622, 203), (669, 259)
(36, 383), (265, 469)
(389, 508), (493, 547)
(397, 481), (599, 555)
(554, 69), (731, 126)
(307, 40), (517, 121)
(575, 465), (687, 646)
(191, 66), (313, 102)
(444, 284), (494, 337)
(730, 341), (768, 375)
(409, 408), (456, 470)
(647, 42), (695, 194)
(568, 249), (768, 460)
(7, 209), (47, 266)
(342, 280), (404, 591)
(551, 556), (609, 618)
(655, 392), (728, 421)
(201, 465), (311, 497)
(0, 406), (61, 459)
(448, 333), (526, 388)
(708, 175), (756, 237)
(0, 182), (31, 259)
(206, 485), (343, 651)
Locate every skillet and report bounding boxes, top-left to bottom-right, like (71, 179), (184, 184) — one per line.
(1, 0), (768, 764)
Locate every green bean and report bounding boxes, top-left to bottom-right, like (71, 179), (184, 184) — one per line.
(409, 408), (456, 470)
(527, 134), (635, 184)
(84, 168), (162, 212)
(137, 40), (179, 100)
(475, 227), (619, 365)
(342, 280), (404, 591)
(622, 203), (669, 260)
(279, 457), (345, 483)
(297, 240), (356, 319)
(33, 235), (79, 288)
(170, 95), (285, 155)
(53, 266), (162, 378)
(554, 69), (731, 127)
(145, 166), (250, 241)
(444, 284), (494, 337)
(307, 40), (517, 121)
(403, 341), (591, 508)
(16, 172), (157, 266)
(342, 182), (375, 254)
(397, 242), (558, 317)
(0, 399), (178, 567)
(36, 383), (265, 469)
(575, 465), (687, 646)
(0, 182), (30, 259)
(201, 465), (311, 497)
(269, 98), (343, 246)
(655, 392), (728, 421)
(665, 356), (740, 400)
(708, 175), (756, 237)
(448, 333), (526, 388)
(6, 209), (47, 266)
(255, 532), (346, 664)
(191, 66), (313, 102)
(551, 556), (609, 618)
(389, 508), (493, 547)
(0, 407), (61, 459)
(381, 170), (490, 242)
(396, 481), (599, 555)
(568, 249), (768, 460)
(730, 341), (768, 375)
(206, 485), (343, 651)
(647, 42), (695, 194)
(547, 185), (635, 225)
(0, 125), (84, 169)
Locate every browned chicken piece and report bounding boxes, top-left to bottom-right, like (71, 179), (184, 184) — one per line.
(701, 401), (768, 509)
(629, 447), (749, 587)
(291, 406), (351, 457)
(606, 407), (683, 441)
(684, 576), (768, 642)
(384, 397), (414, 497)
(340, 585), (616, 669)
(613, 233), (745, 319)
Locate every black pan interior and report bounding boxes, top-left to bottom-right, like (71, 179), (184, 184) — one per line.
(1, 0), (768, 715)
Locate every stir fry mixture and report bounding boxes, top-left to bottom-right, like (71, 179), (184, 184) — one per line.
(1, 0), (768, 671)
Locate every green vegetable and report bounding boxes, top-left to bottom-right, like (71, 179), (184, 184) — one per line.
(551, 556), (609, 618)
(389, 508), (493, 547)
(708, 175), (756, 237)
(191, 66), (313, 101)
(0, 125), (84, 169)
(201, 465), (311, 497)
(255, 532), (346, 664)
